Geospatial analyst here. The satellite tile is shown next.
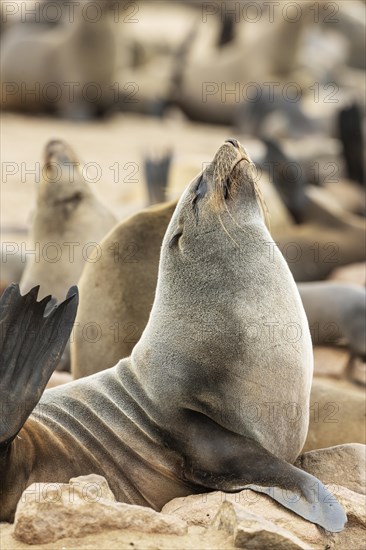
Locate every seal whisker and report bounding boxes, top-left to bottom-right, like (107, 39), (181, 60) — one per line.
(253, 176), (271, 232)
(218, 213), (240, 248)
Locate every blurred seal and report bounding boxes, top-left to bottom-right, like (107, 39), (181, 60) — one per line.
(19, 139), (116, 370)
(20, 139), (117, 302)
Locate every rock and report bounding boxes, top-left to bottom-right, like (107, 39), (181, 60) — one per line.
(329, 263), (366, 286)
(211, 501), (309, 549)
(69, 474), (116, 501)
(162, 492), (221, 527)
(313, 347), (349, 379)
(164, 482), (366, 549)
(1, 520), (230, 550)
(209, 501), (238, 537)
(295, 444), (366, 495)
(351, 358), (366, 386)
(305, 378), (366, 452)
(164, 441), (366, 548)
(336, 486), (366, 527)
(13, 474), (187, 544)
(209, 500), (237, 536)
(163, 491), (333, 548)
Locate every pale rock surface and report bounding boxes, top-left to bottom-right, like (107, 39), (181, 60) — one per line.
(164, 487), (366, 549)
(210, 501), (309, 549)
(2, 521), (231, 550)
(335, 486), (366, 527)
(328, 262), (366, 286)
(306, 378), (366, 451)
(163, 444), (366, 549)
(295, 444), (366, 495)
(313, 346), (349, 379)
(163, 490), (333, 548)
(13, 474), (187, 545)
(351, 357), (366, 386)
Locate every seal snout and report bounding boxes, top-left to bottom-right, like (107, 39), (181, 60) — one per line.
(204, 139), (260, 210)
(211, 139), (252, 186)
(43, 139), (77, 168)
(225, 138), (240, 148)
(223, 139), (251, 162)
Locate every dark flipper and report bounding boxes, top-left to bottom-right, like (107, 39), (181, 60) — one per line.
(178, 411), (347, 533)
(261, 138), (308, 224)
(338, 103), (364, 186)
(144, 151), (173, 206)
(0, 284), (78, 447)
(217, 8), (236, 47)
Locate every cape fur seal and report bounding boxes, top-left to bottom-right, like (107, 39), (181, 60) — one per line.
(19, 138), (116, 372)
(338, 103), (365, 188)
(0, 1), (115, 118)
(20, 139), (117, 302)
(275, 185), (366, 281)
(298, 282), (366, 359)
(1, 140), (346, 531)
(174, 2), (315, 127)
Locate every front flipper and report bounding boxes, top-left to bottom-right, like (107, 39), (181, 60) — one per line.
(177, 411), (347, 533)
(0, 284), (78, 447)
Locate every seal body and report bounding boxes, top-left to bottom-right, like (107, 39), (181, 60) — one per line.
(1, 141), (346, 532)
(0, 2), (115, 118)
(176, 3), (314, 126)
(298, 282), (366, 357)
(275, 185), (366, 281)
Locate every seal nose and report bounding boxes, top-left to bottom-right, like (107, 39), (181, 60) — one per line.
(225, 138), (240, 148)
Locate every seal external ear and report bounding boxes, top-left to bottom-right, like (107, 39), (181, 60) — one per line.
(0, 284), (78, 448)
(178, 411), (347, 533)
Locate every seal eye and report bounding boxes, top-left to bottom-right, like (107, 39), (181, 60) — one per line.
(224, 179), (229, 200)
(169, 231), (183, 248)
